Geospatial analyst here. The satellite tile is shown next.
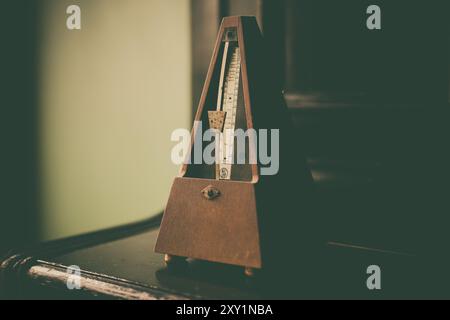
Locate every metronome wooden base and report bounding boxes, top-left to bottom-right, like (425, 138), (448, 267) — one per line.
(164, 254), (187, 266)
(164, 254), (257, 277)
(244, 267), (256, 277)
(155, 177), (262, 270)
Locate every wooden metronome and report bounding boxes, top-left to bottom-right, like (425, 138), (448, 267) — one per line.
(155, 16), (313, 276)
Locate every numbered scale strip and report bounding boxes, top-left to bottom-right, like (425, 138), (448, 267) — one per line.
(218, 46), (241, 180)
(216, 42), (241, 180)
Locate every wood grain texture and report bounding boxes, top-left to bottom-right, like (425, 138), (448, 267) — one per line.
(155, 177), (261, 268)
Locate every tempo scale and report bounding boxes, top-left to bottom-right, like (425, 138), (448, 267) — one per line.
(208, 32), (241, 181)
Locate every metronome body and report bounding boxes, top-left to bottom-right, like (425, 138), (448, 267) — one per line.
(155, 16), (312, 276)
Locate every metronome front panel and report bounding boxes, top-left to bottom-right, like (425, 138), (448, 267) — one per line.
(155, 177), (262, 268)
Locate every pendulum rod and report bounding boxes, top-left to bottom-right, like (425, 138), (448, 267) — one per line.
(210, 31), (241, 180)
